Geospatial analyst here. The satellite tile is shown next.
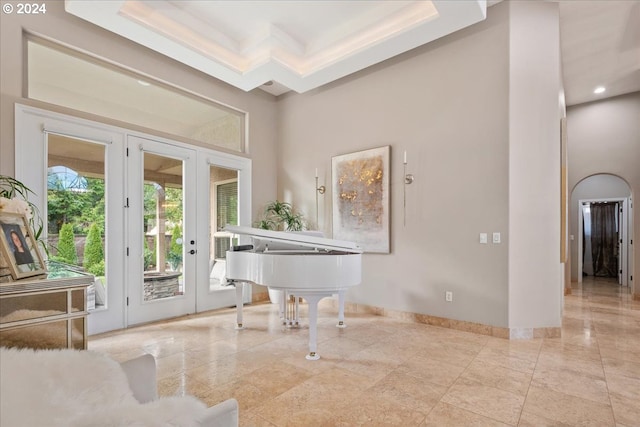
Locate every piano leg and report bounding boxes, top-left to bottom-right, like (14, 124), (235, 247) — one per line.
(304, 294), (323, 361)
(286, 291), (293, 327)
(278, 289), (286, 324)
(337, 289), (347, 328)
(234, 281), (245, 330)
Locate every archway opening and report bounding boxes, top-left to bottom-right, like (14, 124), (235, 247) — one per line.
(570, 174), (632, 287)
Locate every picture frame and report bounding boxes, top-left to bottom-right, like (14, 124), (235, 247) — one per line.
(332, 145), (390, 253)
(0, 212), (47, 280)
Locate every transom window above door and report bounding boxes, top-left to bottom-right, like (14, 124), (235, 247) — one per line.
(26, 38), (245, 153)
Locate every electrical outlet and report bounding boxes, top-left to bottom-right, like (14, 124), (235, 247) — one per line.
(445, 291), (453, 302)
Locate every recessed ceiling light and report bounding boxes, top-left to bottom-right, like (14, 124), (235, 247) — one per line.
(137, 80), (151, 87)
(594, 86), (605, 94)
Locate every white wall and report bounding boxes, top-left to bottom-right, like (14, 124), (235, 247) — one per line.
(507, 1), (562, 329)
(567, 93), (640, 292)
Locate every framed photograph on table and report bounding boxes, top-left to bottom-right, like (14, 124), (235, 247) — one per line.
(0, 212), (46, 280)
(332, 145), (390, 253)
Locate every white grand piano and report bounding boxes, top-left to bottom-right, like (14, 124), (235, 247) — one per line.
(224, 225), (363, 360)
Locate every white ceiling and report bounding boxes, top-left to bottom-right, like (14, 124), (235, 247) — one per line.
(559, 0), (640, 106)
(65, 0), (640, 105)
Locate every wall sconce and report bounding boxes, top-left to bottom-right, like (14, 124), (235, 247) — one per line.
(315, 168), (326, 194)
(403, 151), (414, 185)
(315, 168), (325, 228)
(405, 173), (414, 185)
(403, 151), (414, 227)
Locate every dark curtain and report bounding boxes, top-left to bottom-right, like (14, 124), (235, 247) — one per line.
(582, 210), (586, 275)
(590, 203), (618, 277)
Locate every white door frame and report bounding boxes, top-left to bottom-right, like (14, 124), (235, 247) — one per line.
(126, 135), (198, 326)
(14, 104), (253, 333)
(195, 154), (252, 313)
(15, 104), (127, 335)
(577, 197), (629, 286)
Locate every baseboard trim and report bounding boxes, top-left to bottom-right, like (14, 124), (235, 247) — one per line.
(251, 292), (561, 339)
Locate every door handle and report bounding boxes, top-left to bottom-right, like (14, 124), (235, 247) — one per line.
(189, 249), (196, 255)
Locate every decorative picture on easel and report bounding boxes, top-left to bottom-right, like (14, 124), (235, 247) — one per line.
(332, 146), (390, 253)
(0, 212), (46, 280)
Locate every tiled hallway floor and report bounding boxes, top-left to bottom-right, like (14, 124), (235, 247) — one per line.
(90, 277), (640, 426)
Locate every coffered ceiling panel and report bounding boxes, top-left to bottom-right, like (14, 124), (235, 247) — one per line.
(65, 0), (487, 95)
(65, 1), (640, 104)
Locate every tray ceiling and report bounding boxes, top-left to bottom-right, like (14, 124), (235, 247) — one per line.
(65, 1), (640, 105)
(65, 0), (487, 96)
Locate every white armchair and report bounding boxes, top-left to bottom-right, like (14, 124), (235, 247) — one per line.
(0, 347), (238, 427)
(120, 353), (239, 427)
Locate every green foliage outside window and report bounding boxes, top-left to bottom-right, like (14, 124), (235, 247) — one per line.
(167, 224), (183, 271)
(84, 223), (104, 273)
(164, 187), (183, 225)
(54, 223), (78, 265)
(143, 183), (183, 233)
(87, 259), (105, 277)
(143, 237), (155, 271)
(48, 177), (104, 235)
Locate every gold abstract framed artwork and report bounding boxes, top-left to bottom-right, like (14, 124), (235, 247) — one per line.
(0, 212), (46, 280)
(332, 146), (390, 253)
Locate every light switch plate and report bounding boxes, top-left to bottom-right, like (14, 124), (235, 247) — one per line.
(480, 233), (488, 244)
(493, 232), (501, 244)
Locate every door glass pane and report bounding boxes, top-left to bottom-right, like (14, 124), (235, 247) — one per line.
(209, 167), (238, 291)
(143, 153), (184, 302)
(47, 135), (106, 311)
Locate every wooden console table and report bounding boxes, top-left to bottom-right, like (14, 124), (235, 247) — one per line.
(0, 266), (93, 350)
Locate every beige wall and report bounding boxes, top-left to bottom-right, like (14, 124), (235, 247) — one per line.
(278, 2), (513, 327)
(0, 0), (279, 223)
(567, 92), (640, 295)
(277, 1), (563, 330)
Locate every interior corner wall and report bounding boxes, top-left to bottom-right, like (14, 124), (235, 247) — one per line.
(0, 0), (279, 221)
(507, 1), (562, 329)
(567, 92), (640, 293)
(277, 2), (511, 327)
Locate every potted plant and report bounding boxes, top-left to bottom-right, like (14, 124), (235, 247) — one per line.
(256, 200), (305, 231)
(0, 176), (43, 243)
(0, 176), (46, 257)
(255, 200), (306, 303)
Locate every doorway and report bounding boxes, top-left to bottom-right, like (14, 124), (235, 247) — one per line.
(125, 136), (197, 325)
(581, 201), (620, 279)
(578, 198), (630, 286)
(15, 104), (252, 334)
(571, 174), (633, 291)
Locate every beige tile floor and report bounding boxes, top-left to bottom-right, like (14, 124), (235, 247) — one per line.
(90, 276), (640, 426)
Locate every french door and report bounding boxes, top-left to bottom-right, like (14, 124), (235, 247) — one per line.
(195, 157), (252, 312)
(126, 136), (197, 325)
(15, 105), (252, 333)
(126, 137), (252, 325)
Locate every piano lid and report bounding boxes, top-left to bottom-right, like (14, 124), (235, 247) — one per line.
(224, 225), (363, 254)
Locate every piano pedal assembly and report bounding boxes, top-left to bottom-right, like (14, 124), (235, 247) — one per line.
(282, 292), (301, 328)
